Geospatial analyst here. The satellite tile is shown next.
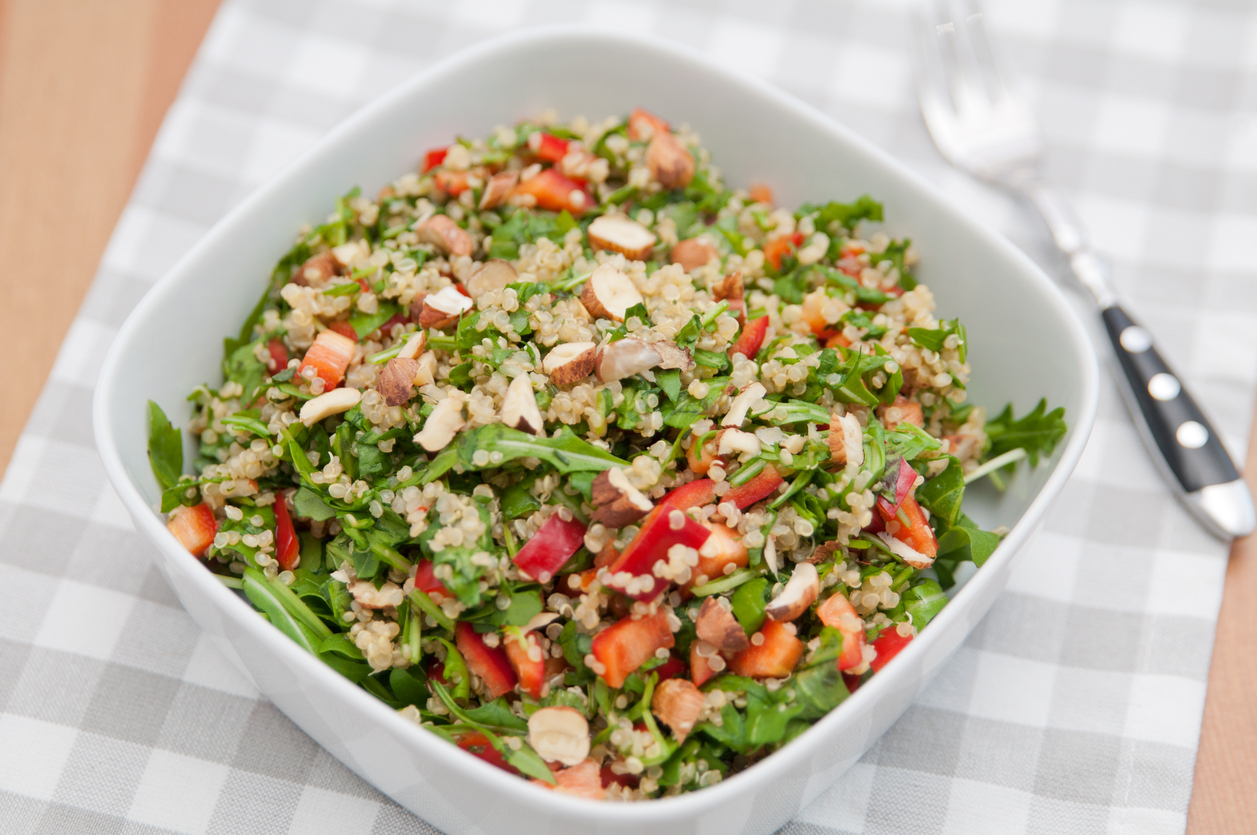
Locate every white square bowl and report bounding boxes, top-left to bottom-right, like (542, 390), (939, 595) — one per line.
(93, 26), (1098, 835)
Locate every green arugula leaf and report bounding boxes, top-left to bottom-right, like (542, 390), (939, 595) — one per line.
(294, 486), (337, 521)
(427, 424), (627, 481)
(915, 456), (964, 528)
(902, 580), (948, 629)
(349, 301), (400, 340)
(146, 401), (182, 491)
(801, 194), (884, 231)
(984, 398), (1067, 466)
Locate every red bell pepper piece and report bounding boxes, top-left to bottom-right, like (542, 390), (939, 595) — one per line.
(503, 629), (547, 700)
(870, 628), (913, 673)
(374, 312), (409, 340)
(817, 592), (866, 671)
(604, 506), (711, 601)
(687, 522), (748, 590)
(512, 513), (587, 582)
(414, 559), (451, 600)
(763, 232), (804, 271)
(729, 315), (769, 359)
(434, 169), (470, 196)
(627, 107), (670, 141)
(889, 456), (918, 515)
(422, 148), (448, 172)
(298, 329), (356, 390)
(660, 478), (717, 511)
(723, 464), (784, 510)
(266, 338), (288, 374)
(167, 503), (217, 557)
(456, 732), (518, 775)
(843, 672), (863, 693)
(530, 131), (570, 163)
(652, 655), (687, 681)
(601, 765), (639, 790)
(273, 495), (299, 571)
(729, 619), (804, 678)
(511, 168), (591, 215)
(690, 642), (717, 688)
(875, 494), (938, 559)
(455, 622), (517, 700)
(590, 611), (675, 688)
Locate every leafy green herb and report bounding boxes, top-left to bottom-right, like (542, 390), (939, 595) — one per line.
(146, 401), (182, 491)
(984, 398), (1067, 466)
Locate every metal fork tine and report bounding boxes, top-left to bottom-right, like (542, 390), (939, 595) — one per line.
(960, 1), (1014, 104)
(938, 0), (996, 116)
(911, 6), (953, 117)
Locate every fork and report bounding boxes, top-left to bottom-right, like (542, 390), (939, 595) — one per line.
(911, 0), (1255, 539)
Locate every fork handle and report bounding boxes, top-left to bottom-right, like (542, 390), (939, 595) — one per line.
(1100, 305), (1253, 536)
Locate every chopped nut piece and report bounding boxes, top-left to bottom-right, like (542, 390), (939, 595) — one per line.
(465, 259), (518, 299)
(331, 240), (368, 268)
(587, 215), (657, 261)
(527, 706), (590, 767)
(396, 331), (426, 360)
(595, 337), (661, 383)
(877, 532), (935, 569)
(415, 214), (473, 257)
(646, 130), (695, 189)
(414, 392), (465, 451)
(807, 540), (842, 565)
(712, 271), (744, 302)
(294, 251), (342, 287)
(764, 563), (820, 622)
(653, 341), (694, 371)
(501, 374), (544, 435)
(670, 238), (716, 272)
(543, 342), (597, 386)
(722, 382), (767, 427)
(478, 170), (518, 211)
(652, 679), (705, 743)
(829, 412), (864, 469)
(299, 387), (362, 427)
(590, 468), (654, 528)
(580, 263), (643, 322)
(379, 357), (419, 406)
(718, 428), (761, 457)
(412, 351), (438, 386)
(695, 596), (750, 653)
(417, 285), (473, 329)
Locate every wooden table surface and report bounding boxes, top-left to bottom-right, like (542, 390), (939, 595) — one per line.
(0, 1), (1252, 830)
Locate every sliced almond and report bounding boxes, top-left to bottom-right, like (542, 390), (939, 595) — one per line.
(478, 170), (519, 211)
(646, 131), (695, 189)
(829, 412), (864, 469)
(696, 597), (750, 653)
(501, 374), (544, 435)
(590, 468), (654, 528)
(653, 341), (694, 371)
(717, 428), (761, 457)
(418, 285), (473, 329)
(332, 240), (368, 268)
(415, 214), (473, 257)
(543, 342), (597, 387)
(396, 331), (426, 360)
(579, 264), (643, 322)
(413, 352), (438, 386)
(414, 392), (465, 451)
(670, 238), (716, 272)
(712, 271), (744, 302)
(465, 259), (518, 299)
(877, 532), (936, 569)
(652, 679), (705, 743)
(299, 387), (362, 427)
(595, 337), (661, 383)
(294, 251), (342, 287)
(587, 215), (657, 261)
(764, 563), (820, 622)
(722, 382), (767, 427)
(379, 357), (419, 407)
(527, 706), (590, 767)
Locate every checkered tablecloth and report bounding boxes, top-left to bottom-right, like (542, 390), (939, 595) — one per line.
(3, 0), (1254, 832)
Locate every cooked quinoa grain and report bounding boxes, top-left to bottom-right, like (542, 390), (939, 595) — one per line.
(148, 108), (1066, 800)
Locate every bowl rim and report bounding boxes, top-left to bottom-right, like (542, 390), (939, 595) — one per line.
(92, 23), (1099, 822)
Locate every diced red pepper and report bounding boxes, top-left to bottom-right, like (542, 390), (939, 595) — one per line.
(817, 592), (866, 671)
(511, 168), (591, 215)
(748, 183), (774, 205)
(414, 558), (451, 600)
(455, 622), (518, 700)
(273, 495), (299, 571)
(504, 629), (547, 700)
(843, 672), (863, 693)
(423, 148), (448, 172)
(434, 169), (470, 196)
(374, 313), (409, 340)
(530, 131), (570, 163)
(729, 619), (804, 678)
(167, 503), (217, 557)
(729, 315), (769, 360)
(763, 232), (804, 271)
(652, 655), (687, 681)
(690, 642), (717, 688)
(590, 611), (675, 688)
(535, 759), (605, 799)
(457, 732), (518, 775)
(601, 765), (639, 790)
(660, 478), (717, 511)
(870, 629), (913, 673)
(890, 456), (918, 514)
(512, 513), (587, 582)
(298, 329), (356, 390)
(627, 107), (670, 141)
(882, 394), (924, 431)
(723, 464), (784, 510)
(604, 506), (711, 601)
(875, 494), (938, 559)
(266, 338), (288, 374)
(685, 435), (722, 476)
(686, 522), (748, 590)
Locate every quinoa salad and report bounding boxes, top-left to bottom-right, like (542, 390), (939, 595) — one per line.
(147, 108), (1066, 799)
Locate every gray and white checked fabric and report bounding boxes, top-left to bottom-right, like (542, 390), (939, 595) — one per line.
(2, 0), (1255, 832)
